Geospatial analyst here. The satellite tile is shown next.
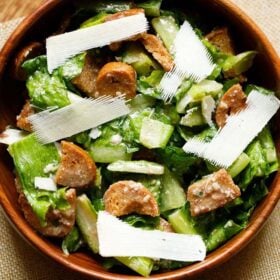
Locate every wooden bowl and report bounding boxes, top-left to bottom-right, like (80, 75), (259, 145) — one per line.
(0, 0), (280, 279)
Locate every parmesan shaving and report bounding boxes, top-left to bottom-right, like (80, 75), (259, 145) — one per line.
(0, 128), (27, 145)
(34, 177), (57, 192)
(160, 21), (215, 102)
(47, 13), (149, 72)
(29, 96), (130, 144)
(183, 90), (280, 167)
(97, 211), (206, 262)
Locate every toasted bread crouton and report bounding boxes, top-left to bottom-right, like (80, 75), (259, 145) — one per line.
(16, 100), (35, 132)
(55, 141), (96, 188)
(104, 180), (159, 217)
(215, 84), (247, 127)
(12, 42), (44, 81)
(187, 169), (241, 216)
(205, 27), (235, 55)
(72, 54), (101, 97)
(18, 185), (76, 237)
(96, 62), (136, 99)
(140, 34), (174, 72)
(105, 8), (145, 51)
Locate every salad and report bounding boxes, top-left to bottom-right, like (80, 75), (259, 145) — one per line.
(1, 0), (279, 277)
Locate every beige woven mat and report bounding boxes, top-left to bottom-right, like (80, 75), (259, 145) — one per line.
(0, 0), (279, 279)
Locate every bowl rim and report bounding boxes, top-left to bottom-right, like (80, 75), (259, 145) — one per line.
(0, 0), (280, 279)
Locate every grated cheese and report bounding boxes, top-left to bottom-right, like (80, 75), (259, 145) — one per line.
(97, 211), (206, 262)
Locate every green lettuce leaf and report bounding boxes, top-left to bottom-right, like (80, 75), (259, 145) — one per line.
(8, 134), (69, 225)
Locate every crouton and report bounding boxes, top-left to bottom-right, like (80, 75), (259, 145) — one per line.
(187, 169), (241, 216)
(215, 84), (247, 127)
(140, 34), (174, 72)
(205, 27), (235, 55)
(104, 180), (159, 217)
(96, 62), (136, 99)
(72, 54), (101, 97)
(55, 141), (96, 188)
(16, 100), (35, 132)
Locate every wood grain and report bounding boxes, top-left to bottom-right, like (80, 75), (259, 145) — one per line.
(0, 0), (43, 22)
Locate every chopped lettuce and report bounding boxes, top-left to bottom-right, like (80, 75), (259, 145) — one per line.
(222, 51), (257, 77)
(128, 94), (156, 112)
(89, 120), (135, 163)
(137, 70), (164, 98)
(57, 53), (86, 81)
(22, 55), (48, 76)
(151, 15), (179, 51)
(136, 0), (162, 17)
(240, 127), (278, 190)
(245, 84), (275, 96)
(160, 168), (186, 212)
(243, 180), (268, 211)
(26, 71), (70, 109)
(75, 0), (134, 13)
(122, 215), (160, 229)
(62, 227), (84, 255)
(157, 146), (199, 176)
(122, 43), (159, 76)
(8, 134), (69, 225)
(80, 12), (107, 28)
(22, 56), (71, 109)
(168, 204), (197, 234)
(206, 220), (243, 252)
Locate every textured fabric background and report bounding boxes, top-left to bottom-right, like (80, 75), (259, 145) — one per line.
(0, 0), (279, 279)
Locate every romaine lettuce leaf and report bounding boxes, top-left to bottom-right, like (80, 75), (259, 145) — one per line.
(8, 134), (69, 225)
(23, 56), (70, 109)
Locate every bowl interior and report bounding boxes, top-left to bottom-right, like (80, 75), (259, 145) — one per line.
(0, 0), (280, 279)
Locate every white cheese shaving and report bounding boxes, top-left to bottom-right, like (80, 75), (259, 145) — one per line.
(28, 96), (130, 144)
(183, 90), (280, 167)
(97, 211), (206, 262)
(0, 128), (27, 145)
(160, 21), (215, 102)
(34, 177), (57, 191)
(47, 13), (149, 73)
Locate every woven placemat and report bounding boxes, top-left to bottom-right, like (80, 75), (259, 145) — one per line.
(0, 1), (279, 279)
